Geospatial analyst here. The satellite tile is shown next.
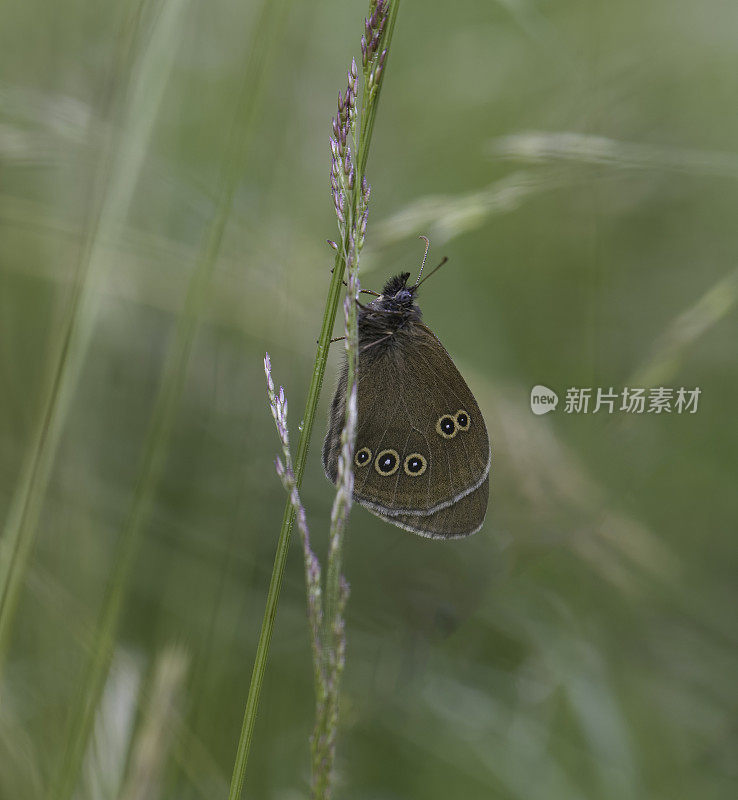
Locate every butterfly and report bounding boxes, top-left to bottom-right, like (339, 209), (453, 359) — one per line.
(323, 246), (490, 538)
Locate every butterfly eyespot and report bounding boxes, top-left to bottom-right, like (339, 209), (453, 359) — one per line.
(355, 447), (372, 467)
(374, 449), (399, 476)
(435, 414), (457, 439)
(403, 453), (427, 476)
(455, 410), (470, 431)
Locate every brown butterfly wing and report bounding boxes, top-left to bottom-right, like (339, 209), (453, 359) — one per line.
(374, 474), (489, 538)
(323, 321), (490, 534)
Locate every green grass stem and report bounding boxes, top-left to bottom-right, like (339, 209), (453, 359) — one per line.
(51, 1), (289, 798)
(0, 0), (171, 679)
(226, 3), (402, 798)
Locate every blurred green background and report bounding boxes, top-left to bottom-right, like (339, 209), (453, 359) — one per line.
(1, 0), (737, 798)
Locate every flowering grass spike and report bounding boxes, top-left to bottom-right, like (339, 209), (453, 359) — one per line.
(230, 3), (400, 799)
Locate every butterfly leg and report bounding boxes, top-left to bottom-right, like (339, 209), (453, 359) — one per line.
(360, 331), (395, 351)
(329, 268), (379, 296)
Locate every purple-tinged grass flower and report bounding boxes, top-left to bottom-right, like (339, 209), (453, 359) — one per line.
(263, 4), (397, 798)
(264, 354), (324, 695)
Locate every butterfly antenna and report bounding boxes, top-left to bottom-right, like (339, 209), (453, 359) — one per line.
(415, 255), (449, 289)
(414, 235), (431, 286)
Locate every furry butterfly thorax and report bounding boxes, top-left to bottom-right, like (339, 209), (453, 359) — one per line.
(323, 271), (490, 539)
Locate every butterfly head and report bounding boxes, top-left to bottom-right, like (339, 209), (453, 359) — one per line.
(379, 272), (418, 309)
(367, 271), (421, 323)
(359, 272), (421, 344)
